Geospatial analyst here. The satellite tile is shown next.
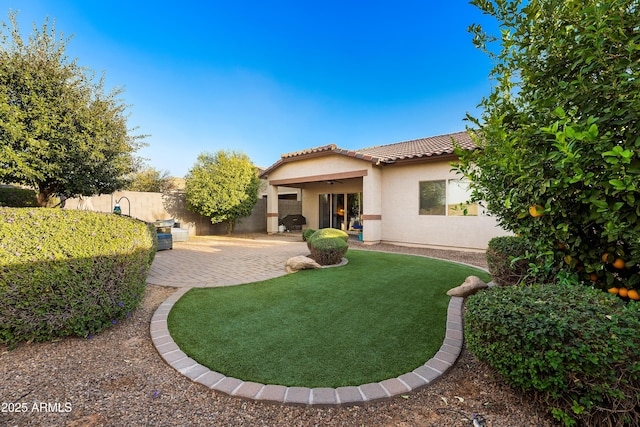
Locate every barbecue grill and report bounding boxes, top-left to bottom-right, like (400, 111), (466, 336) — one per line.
(280, 214), (306, 231)
(153, 219), (174, 250)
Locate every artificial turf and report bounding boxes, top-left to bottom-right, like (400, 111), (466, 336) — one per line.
(167, 249), (489, 388)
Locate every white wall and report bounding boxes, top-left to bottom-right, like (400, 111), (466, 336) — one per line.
(380, 161), (510, 250)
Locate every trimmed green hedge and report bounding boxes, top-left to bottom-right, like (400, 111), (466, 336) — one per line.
(307, 228), (349, 243)
(302, 228), (316, 242)
(0, 187), (39, 207)
(307, 228), (349, 265)
(0, 208), (157, 344)
(486, 236), (537, 286)
(466, 282), (640, 426)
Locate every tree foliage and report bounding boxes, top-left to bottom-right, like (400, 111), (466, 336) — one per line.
(126, 166), (175, 193)
(456, 0), (640, 289)
(0, 11), (144, 206)
(184, 150), (260, 233)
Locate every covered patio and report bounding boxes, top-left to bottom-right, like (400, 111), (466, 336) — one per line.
(260, 145), (384, 244)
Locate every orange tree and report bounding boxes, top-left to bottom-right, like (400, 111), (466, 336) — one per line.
(456, 0), (640, 290)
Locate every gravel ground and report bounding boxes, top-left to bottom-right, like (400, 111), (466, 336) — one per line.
(1, 241), (559, 427)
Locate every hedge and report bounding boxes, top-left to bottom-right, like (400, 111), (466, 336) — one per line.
(466, 282), (640, 426)
(0, 187), (39, 207)
(486, 236), (538, 286)
(306, 228), (349, 244)
(302, 228), (316, 242)
(307, 228), (349, 265)
(0, 208), (157, 344)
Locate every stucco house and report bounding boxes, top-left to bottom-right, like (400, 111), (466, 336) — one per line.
(259, 131), (509, 250)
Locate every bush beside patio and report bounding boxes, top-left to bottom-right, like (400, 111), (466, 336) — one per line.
(0, 208), (156, 344)
(486, 236), (537, 286)
(306, 228), (349, 265)
(466, 281), (640, 426)
(0, 187), (39, 207)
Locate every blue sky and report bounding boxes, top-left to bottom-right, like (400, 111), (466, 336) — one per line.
(9, 1), (497, 177)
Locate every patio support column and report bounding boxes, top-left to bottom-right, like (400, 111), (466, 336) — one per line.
(362, 168), (382, 244)
(266, 183), (279, 234)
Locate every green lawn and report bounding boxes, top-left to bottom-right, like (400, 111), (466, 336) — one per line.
(168, 249), (489, 388)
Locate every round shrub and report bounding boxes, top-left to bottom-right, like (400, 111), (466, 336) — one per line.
(308, 236), (348, 266)
(306, 228), (349, 265)
(0, 208), (156, 344)
(301, 228), (316, 242)
(465, 282), (640, 426)
(307, 227), (349, 244)
(486, 236), (537, 286)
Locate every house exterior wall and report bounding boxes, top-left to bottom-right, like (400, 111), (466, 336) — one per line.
(264, 153), (509, 250)
(363, 168), (383, 243)
(379, 161), (510, 250)
(265, 155), (376, 238)
(268, 156), (372, 181)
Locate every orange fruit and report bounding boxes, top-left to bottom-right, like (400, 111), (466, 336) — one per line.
(608, 287), (619, 294)
(529, 205), (544, 217)
(619, 287), (629, 298)
(612, 258), (626, 269)
(589, 273), (598, 282)
(628, 290), (640, 301)
(602, 253), (611, 263)
(558, 242), (567, 250)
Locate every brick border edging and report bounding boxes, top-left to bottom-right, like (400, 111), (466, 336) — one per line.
(150, 288), (465, 406)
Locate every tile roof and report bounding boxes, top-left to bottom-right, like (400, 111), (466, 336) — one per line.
(260, 131), (476, 177)
(280, 144), (338, 159)
(355, 131), (475, 162)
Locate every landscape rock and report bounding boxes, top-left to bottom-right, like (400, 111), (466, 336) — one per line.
(447, 275), (488, 297)
(285, 255), (321, 273)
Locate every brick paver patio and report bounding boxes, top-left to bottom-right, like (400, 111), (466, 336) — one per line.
(146, 234), (308, 288)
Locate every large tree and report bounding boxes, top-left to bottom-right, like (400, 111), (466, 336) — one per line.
(0, 11), (144, 206)
(457, 0), (640, 288)
(185, 150), (260, 234)
(126, 166), (176, 193)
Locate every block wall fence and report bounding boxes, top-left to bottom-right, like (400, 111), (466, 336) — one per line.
(63, 191), (301, 236)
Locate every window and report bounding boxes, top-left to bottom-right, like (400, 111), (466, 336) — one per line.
(447, 179), (479, 216)
(419, 181), (446, 215)
(419, 179), (479, 216)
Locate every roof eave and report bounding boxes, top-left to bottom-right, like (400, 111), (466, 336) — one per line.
(377, 151), (465, 166)
(259, 149), (382, 178)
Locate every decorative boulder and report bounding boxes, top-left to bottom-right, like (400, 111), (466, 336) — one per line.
(285, 256), (322, 273)
(447, 276), (488, 297)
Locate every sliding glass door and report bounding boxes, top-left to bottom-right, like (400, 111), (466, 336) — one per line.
(319, 192), (362, 232)
(346, 192), (362, 231)
(319, 194), (331, 229)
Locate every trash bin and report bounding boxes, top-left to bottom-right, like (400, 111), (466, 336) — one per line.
(354, 224), (363, 241)
(153, 219), (174, 250)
